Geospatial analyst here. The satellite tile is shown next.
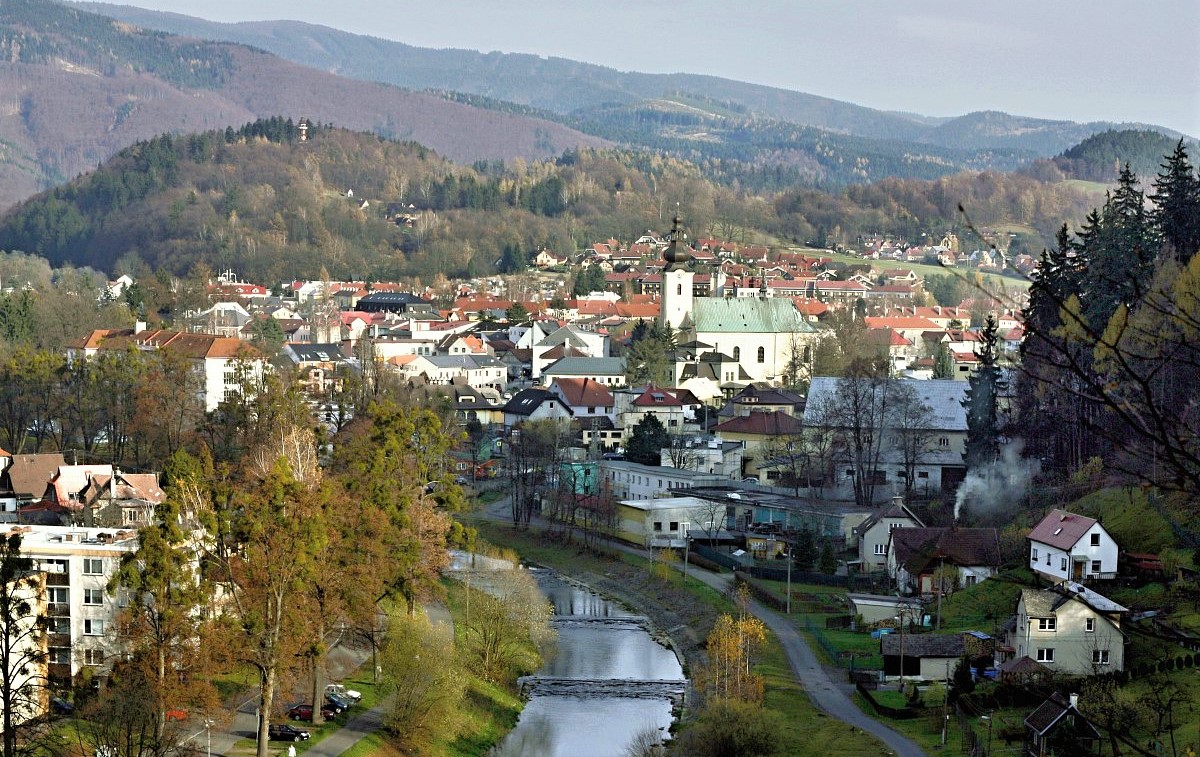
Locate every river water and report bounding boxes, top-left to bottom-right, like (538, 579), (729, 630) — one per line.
(490, 569), (686, 757)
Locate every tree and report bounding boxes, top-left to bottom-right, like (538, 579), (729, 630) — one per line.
(889, 381), (935, 500)
(962, 315), (1006, 472)
(662, 430), (700, 471)
(697, 610), (766, 703)
(0, 534), (46, 757)
(791, 529), (816, 571)
(1152, 139), (1200, 264)
(78, 665), (193, 757)
(505, 420), (567, 529)
(932, 343), (954, 379)
(380, 612), (465, 753)
(669, 698), (786, 757)
(505, 302), (530, 324)
(826, 358), (892, 507)
(818, 541), (837, 574)
(572, 265), (606, 296)
(627, 415), (670, 466)
(459, 567), (553, 682)
(108, 493), (215, 742)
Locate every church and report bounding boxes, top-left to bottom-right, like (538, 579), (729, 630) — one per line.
(658, 217), (822, 397)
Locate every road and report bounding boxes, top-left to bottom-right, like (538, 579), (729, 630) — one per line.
(480, 494), (927, 757)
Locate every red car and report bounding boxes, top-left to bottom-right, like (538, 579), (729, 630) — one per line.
(287, 703), (337, 722)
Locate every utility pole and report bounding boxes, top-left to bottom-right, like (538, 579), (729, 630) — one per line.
(786, 541), (792, 614)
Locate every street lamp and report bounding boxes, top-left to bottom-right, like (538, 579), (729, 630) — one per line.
(980, 714), (993, 757)
(681, 521), (690, 585)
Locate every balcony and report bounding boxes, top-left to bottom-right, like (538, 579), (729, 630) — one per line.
(48, 633), (71, 648)
(46, 604), (70, 617)
(45, 573), (70, 587)
(48, 663), (71, 684)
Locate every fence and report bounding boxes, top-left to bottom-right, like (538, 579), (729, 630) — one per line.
(855, 683), (920, 720)
(691, 544), (740, 570)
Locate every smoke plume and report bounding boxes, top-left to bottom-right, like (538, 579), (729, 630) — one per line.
(954, 441), (1040, 522)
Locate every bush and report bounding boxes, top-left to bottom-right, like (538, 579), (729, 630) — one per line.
(670, 699), (787, 757)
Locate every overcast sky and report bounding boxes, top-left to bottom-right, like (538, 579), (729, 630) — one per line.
(114, 0), (1199, 136)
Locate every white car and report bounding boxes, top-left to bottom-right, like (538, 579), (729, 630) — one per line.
(325, 683), (362, 703)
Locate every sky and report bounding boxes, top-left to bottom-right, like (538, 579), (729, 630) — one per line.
(110, 0), (1200, 136)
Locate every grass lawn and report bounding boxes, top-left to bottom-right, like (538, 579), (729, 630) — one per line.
(817, 250), (1031, 292)
(935, 567), (1036, 632)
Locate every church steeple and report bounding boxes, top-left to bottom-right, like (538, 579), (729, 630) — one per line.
(660, 214), (694, 331)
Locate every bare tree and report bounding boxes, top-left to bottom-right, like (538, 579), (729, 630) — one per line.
(0, 535), (47, 757)
(888, 382), (936, 501)
(663, 431), (700, 471)
(825, 359), (893, 507)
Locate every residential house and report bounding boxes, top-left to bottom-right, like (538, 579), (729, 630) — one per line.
(886, 526), (1001, 595)
(502, 388), (570, 427)
(399, 354), (507, 393)
(711, 411), (804, 481)
(548, 378), (615, 422)
(542, 357), (627, 387)
(854, 497), (925, 573)
(1024, 693), (1103, 757)
(846, 593), (924, 626)
(283, 342), (348, 397)
(0, 453), (67, 521)
(1027, 509), (1118, 584)
(355, 291), (434, 315)
(1000, 583), (1126, 675)
(658, 435), (744, 479)
(443, 383), (504, 427)
(75, 471), (165, 528)
(617, 385), (686, 434)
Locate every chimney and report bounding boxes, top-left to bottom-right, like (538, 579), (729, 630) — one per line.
(1069, 693), (1079, 709)
(134, 320), (147, 334)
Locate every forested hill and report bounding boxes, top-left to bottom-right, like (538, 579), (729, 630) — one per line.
(0, 0), (606, 210)
(0, 120), (1102, 285)
(1051, 130), (1193, 183)
(77, 1), (1188, 159)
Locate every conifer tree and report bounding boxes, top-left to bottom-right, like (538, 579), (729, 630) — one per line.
(1152, 140), (1200, 264)
(962, 315), (1006, 471)
(626, 414), (669, 466)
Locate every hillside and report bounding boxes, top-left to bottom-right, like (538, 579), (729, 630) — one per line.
(0, 0), (607, 209)
(0, 120), (1103, 286)
(76, 2), (1188, 159)
(1052, 129), (1191, 183)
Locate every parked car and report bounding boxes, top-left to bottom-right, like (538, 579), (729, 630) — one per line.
(324, 692), (351, 713)
(269, 724), (311, 742)
(165, 709), (188, 722)
(325, 683), (362, 703)
(286, 703), (337, 722)
(50, 696), (74, 715)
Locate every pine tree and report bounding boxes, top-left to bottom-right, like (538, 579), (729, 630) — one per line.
(626, 414), (669, 466)
(962, 315), (1006, 471)
(1078, 165), (1158, 329)
(933, 343), (954, 379)
(1152, 140), (1200, 264)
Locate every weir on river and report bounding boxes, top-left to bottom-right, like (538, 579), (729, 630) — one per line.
(448, 557), (686, 757)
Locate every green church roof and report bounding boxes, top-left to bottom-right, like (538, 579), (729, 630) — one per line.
(692, 298), (816, 334)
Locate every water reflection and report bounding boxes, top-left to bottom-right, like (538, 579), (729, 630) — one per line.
(492, 571), (684, 757)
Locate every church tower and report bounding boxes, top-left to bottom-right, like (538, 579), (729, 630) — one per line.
(659, 215), (694, 331)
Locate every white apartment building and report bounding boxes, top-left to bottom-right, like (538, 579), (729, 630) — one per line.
(17, 526), (139, 685)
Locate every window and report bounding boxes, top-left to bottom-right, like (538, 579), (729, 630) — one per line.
(49, 648), (70, 665)
(1060, 557), (1068, 571)
(1091, 560), (1102, 573)
(917, 472), (929, 479)
(84, 589), (103, 606)
(1032, 548), (1039, 561)
(1036, 648), (1055, 663)
(1092, 649), (1110, 665)
(965, 575), (977, 586)
(733, 347), (741, 361)
(669, 522), (679, 532)
(677, 284), (682, 296)
(889, 522), (901, 531)
(653, 522), (662, 532)
(757, 346), (765, 363)
(1037, 618), (1057, 631)
(1085, 618), (1095, 633)
(938, 437), (950, 447)
(84, 648), (105, 666)
(48, 588), (68, 605)
(1090, 533), (1100, 546)
(47, 617), (69, 635)
(84, 619), (105, 636)
(874, 544), (886, 555)
(1046, 553), (1051, 565)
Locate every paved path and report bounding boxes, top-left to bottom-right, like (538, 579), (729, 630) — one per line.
(478, 495), (927, 757)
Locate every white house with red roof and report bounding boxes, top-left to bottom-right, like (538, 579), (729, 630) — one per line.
(1027, 509), (1119, 583)
(548, 378), (615, 421)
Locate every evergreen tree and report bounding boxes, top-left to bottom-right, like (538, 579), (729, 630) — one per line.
(1152, 140), (1200, 264)
(626, 414), (669, 466)
(962, 315), (1006, 471)
(818, 541), (837, 574)
(1078, 165), (1158, 329)
(932, 343), (954, 379)
(504, 302), (530, 324)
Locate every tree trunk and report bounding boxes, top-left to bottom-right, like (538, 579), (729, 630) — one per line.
(310, 616), (327, 726)
(256, 666), (277, 757)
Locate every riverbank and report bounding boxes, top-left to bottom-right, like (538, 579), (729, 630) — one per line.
(471, 520), (893, 756)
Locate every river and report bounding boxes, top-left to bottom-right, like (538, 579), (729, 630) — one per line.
(490, 568), (686, 757)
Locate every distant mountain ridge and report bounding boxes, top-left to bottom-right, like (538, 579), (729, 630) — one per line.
(0, 0), (606, 209)
(76, 2), (1188, 157)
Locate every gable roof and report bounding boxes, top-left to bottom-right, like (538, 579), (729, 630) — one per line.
(3, 453), (67, 498)
(805, 377), (967, 431)
(633, 385), (684, 408)
(542, 356), (626, 377)
(1028, 509), (1099, 550)
(502, 388), (555, 416)
(713, 411), (804, 436)
(890, 527), (1001, 571)
(854, 500), (926, 536)
(692, 298), (815, 334)
(552, 378), (615, 408)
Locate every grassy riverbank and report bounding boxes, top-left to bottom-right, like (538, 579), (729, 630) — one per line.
(472, 521), (887, 755)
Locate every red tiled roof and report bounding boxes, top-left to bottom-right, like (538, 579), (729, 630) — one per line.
(632, 385), (683, 407)
(864, 316), (942, 330)
(1028, 509), (1097, 550)
(713, 411), (804, 436)
(552, 377), (614, 408)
